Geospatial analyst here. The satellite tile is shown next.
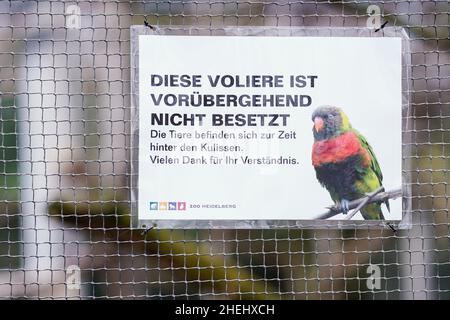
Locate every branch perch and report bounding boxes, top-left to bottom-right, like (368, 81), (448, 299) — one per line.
(315, 187), (402, 220)
(344, 187), (384, 220)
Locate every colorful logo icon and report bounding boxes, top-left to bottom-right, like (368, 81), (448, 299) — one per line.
(177, 202), (186, 210)
(149, 202), (158, 210)
(169, 202), (177, 210)
(159, 202), (168, 210)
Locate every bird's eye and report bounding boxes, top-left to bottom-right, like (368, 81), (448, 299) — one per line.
(328, 114), (334, 119)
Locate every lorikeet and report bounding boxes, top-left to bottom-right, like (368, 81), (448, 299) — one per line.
(311, 106), (388, 220)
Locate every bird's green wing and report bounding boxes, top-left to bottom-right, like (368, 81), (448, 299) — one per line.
(355, 130), (383, 184)
(356, 130), (389, 217)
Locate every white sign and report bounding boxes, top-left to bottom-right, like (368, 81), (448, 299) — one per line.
(136, 35), (402, 221)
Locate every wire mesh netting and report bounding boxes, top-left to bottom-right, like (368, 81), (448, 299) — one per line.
(0, 0), (448, 299)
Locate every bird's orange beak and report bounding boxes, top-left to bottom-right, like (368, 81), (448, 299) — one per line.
(314, 117), (324, 132)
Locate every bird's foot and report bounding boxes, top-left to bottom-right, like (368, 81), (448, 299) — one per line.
(339, 199), (350, 215)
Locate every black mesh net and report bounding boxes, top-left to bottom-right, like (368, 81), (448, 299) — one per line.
(0, 0), (448, 299)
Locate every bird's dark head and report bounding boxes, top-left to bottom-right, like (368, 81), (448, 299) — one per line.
(312, 106), (351, 141)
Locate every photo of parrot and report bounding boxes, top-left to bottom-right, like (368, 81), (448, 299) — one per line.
(311, 106), (389, 220)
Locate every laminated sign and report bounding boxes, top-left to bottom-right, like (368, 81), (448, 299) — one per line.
(130, 27), (410, 229)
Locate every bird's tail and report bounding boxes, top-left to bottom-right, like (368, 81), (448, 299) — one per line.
(384, 198), (390, 213)
(361, 203), (385, 220)
(382, 186), (390, 213)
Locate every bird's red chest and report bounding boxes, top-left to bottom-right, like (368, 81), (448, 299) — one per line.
(312, 131), (369, 167)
